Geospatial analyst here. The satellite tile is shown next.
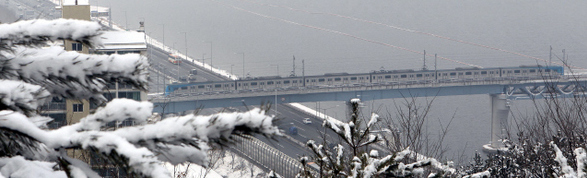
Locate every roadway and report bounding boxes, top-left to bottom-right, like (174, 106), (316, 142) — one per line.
(147, 44), (230, 93)
(240, 104), (343, 160)
(145, 43), (329, 160)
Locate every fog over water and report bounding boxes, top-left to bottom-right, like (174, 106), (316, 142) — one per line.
(94, 0), (587, 162)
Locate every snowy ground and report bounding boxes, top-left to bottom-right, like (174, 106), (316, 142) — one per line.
(164, 149), (266, 178)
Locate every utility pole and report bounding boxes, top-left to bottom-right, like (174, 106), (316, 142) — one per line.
(161, 24), (165, 46)
(563, 49), (566, 65)
(124, 11), (127, 30)
(422, 50), (427, 70)
(549, 45), (552, 66)
(434, 53), (437, 81)
(204, 42), (212, 71)
(183, 32), (188, 63)
(290, 55), (296, 77)
(302, 60), (305, 87)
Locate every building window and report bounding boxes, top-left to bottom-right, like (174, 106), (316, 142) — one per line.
(73, 103), (83, 112)
(72, 43), (83, 51)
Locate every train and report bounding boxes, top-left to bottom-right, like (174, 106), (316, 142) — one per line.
(164, 65), (564, 95)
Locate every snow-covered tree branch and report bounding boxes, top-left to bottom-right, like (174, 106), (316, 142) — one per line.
(0, 19), (280, 178)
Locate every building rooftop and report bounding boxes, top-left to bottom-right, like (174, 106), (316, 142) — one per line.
(99, 31), (146, 50)
(62, 0), (90, 6)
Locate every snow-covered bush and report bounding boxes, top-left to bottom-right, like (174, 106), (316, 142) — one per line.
(460, 79), (587, 177)
(0, 19), (280, 177)
(298, 98), (456, 177)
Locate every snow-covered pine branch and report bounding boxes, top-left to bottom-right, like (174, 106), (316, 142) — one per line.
(0, 19), (148, 102)
(0, 80), (51, 117)
(0, 99), (281, 177)
(0, 19), (281, 177)
(0, 19), (102, 49)
(2, 46), (149, 100)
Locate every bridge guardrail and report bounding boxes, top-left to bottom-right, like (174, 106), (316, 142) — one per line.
(231, 135), (308, 178)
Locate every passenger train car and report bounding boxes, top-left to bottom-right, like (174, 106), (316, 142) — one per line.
(164, 65), (564, 95)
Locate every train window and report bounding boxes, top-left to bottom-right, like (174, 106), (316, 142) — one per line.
(450, 73), (456, 76)
(507, 71), (512, 74)
(522, 70), (527, 73)
(359, 77), (364, 80)
(244, 83), (248, 86)
(465, 72), (472, 75)
(231, 84), (234, 87)
(319, 79), (325, 82)
(481, 71), (488, 74)
(474, 72), (479, 75)
(378, 76), (383, 79)
(335, 78), (341, 81)
(458, 73), (463, 75)
(284, 80), (290, 84)
(276, 81), (281, 84)
(311, 79), (316, 82)
(489, 71), (494, 74)
(385, 75), (391, 79)
(514, 70), (520, 73)
(529, 69), (536, 73)
(306, 80), (309, 82)
(350, 77), (357, 80)
(409, 75), (414, 78)
(181, 86), (188, 90)
(293, 80), (298, 83)
(545, 69), (551, 72)
(198, 85), (205, 88)
(251, 82), (257, 86)
(400, 75), (407, 78)
(416, 74), (423, 77)
(328, 78), (333, 81)
(344, 78), (348, 80)
(267, 81), (274, 85)
(224, 84), (230, 87)
(214, 84), (221, 88)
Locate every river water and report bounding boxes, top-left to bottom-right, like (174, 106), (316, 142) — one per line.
(86, 0), (587, 163)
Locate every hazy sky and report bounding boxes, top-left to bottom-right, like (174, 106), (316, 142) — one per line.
(96, 0), (587, 76)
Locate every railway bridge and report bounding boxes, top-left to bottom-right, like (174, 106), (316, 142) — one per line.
(150, 76), (587, 152)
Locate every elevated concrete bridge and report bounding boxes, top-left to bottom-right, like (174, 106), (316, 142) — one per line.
(151, 77), (587, 113)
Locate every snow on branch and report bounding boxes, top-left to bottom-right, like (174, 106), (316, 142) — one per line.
(113, 107), (281, 144)
(71, 98), (153, 131)
(0, 80), (50, 116)
(0, 110), (166, 177)
(551, 141), (577, 177)
(575, 148), (587, 178)
(0, 156), (67, 178)
(384, 147), (455, 176)
(1, 46), (149, 99)
(0, 19), (103, 48)
(0, 100), (281, 177)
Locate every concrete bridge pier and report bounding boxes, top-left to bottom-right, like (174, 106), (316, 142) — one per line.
(483, 93), (511, 153)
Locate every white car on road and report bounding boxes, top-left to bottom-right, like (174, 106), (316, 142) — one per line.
(302, 118), (312, 124)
